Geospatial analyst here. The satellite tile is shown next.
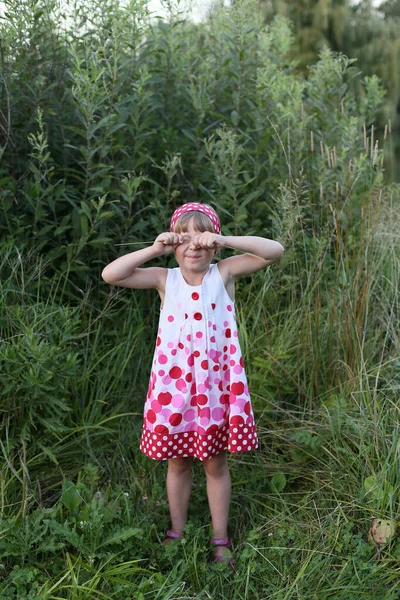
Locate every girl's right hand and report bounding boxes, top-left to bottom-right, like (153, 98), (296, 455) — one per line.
(153, 232), (182, 255)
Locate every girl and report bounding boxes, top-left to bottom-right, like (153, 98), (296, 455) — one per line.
(102, 203), (284, 564)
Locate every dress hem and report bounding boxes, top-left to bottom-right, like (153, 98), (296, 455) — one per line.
(140, 422), (258, 462)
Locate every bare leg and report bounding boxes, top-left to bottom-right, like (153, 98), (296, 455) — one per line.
(163, 456), (194, 545)
(203, 451), (232, 558)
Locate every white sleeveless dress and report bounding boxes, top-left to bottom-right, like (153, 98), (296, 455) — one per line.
(140, 263), (258, 461)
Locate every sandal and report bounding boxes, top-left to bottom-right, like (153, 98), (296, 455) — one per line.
(162, 529), (184, 546)
(210, 536), (236, 566)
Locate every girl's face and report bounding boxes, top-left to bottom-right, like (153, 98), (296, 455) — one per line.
(174, 219), (215, 273)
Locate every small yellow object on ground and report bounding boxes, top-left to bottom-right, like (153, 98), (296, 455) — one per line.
(368, 518), (397, 545)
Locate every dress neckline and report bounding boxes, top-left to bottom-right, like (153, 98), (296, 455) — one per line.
(178, 264), (213, 288)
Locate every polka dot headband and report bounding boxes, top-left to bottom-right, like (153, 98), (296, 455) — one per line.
(169, 203), (221, 235)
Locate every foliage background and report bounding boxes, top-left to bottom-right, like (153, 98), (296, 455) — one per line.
(260, 0), (400, 182)
(0, 0), (399, 597)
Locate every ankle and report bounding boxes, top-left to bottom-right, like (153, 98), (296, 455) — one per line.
(170, 522), (185, 535)
(212, 530), (228, 540)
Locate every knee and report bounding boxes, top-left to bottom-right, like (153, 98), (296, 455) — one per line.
(168, 456), (193, 475)
(203, 453), (228, 478)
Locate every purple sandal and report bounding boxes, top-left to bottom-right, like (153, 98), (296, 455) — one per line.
(162, 529), (184, 545)
(210, 537), (236, 566)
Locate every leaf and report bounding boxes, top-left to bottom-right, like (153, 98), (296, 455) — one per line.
(88, 237), (112, 247)
(38, 443), (59, 465)
(181, 128), (197, 144)
(270, 472), (287, 493)
(80, 215), (88, 237)
(231, 110), (239, 126)
(61, 480), (82, 513)
(362, 476), (394, 503)
(96, 211), (114, 221)
(66, 125), (86, 137)
(363, 476), (378, 493)
(80, 201), (92, 221)
(37, 224), (54, 237)
(91, 114), (116, 133)
(98, 527), (144, 548)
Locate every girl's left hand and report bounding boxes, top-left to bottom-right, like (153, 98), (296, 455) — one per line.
(191, 232), (225, 249)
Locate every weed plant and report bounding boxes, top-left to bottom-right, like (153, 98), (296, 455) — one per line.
(0, 0), (400, 597)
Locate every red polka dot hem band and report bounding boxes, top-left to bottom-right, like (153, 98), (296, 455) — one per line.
(140, 422), (258, 462)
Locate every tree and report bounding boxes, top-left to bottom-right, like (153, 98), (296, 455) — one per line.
(259, 0), (400, 179)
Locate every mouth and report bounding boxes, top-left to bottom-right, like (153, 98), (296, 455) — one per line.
(186, 255), (201, 259)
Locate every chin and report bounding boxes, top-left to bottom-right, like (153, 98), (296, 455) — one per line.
(188, 263), (207, 271)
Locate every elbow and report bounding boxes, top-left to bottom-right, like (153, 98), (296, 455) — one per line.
(275, 242), (284, 260)
(266, 241), (284, 262)
(101, 267), (114, 284)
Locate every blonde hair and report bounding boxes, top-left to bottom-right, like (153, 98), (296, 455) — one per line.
(173, 210), (215, 234)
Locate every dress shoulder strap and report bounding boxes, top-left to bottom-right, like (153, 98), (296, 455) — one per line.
(166, 267), (181, 285)
(208, 262), (225, 288)
(164, 267), (183, 301)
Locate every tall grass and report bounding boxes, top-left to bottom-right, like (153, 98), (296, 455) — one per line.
(0, 0), (400, 597)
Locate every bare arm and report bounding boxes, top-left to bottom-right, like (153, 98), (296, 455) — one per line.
(188, 231), (284, 278)
(218, 235), (284, 278)
(101, 232), (182, 290)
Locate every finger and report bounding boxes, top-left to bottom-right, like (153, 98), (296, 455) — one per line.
(201, 234), (215, 249)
